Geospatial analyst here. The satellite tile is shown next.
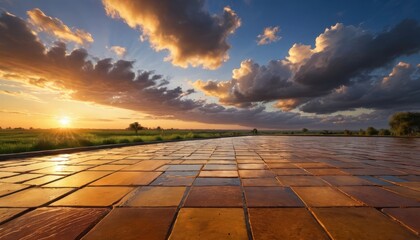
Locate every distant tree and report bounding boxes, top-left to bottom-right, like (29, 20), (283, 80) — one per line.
(252, 128), (258, 135)
(389, 112), (420, 136)
(344, 129), (352, 135)
(129, 122), (142, 135)
(321, 130), (330, 135)
(302, 128), (308, 133)
(358, 129), (366, 136)
(366, 127), (378, 136)
(156, 126), (162, 130)
(378, 129), (391, 136)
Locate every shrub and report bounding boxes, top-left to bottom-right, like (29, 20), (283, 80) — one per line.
(102, 139), (117, 144)
(378, 129), (391, 136)
(132, 137), (143, 142)
(389, 112), (420, 136)
(119, 139), (130, 143)
(366, 127), (379, 136)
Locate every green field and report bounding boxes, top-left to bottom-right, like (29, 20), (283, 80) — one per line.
(0, 129), (247, 154)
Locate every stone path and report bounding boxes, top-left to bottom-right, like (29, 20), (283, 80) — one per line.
(0, 136), (419, 239)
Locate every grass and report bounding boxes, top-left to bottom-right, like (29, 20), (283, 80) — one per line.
(0, 129), (246, 154)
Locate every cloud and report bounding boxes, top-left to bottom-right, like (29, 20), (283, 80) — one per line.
(27, 8), (93, 45)
(0, 11), (323, 129)
(195, 20), (420, 114)
(300, 62), (420, 113)
(0, 12), (405, 129)
(257, 26), (281, 45)
(110, 45), (126, 57)
(0, 89), (43, 102)
(101, 0), (241, 69)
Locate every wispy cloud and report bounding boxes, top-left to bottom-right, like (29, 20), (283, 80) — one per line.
(109, 45), (126, 58)
(257, 26), (281, 45)
(27, 8), (93, 45)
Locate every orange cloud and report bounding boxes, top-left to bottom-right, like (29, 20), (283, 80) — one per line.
(27, 8), (93, 45)
(102, 0), (240, 69)
(110, 45), (126, 58)
(257, 26), (281, 45)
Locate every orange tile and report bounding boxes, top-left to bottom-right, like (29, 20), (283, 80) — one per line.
(292, 186), (363, 207)
(82, 208), (176, 240)
(123, 187), (186, 207)
(312, 207), (418, 240)
(249, 208), (329, 239)
(184, 186), (243, 207)
(169, 208), (248, 240)
(244, 187), (304, 207)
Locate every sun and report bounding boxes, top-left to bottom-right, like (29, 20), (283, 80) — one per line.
(59, 116), (71, 127)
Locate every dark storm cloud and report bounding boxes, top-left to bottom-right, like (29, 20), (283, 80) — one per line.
(300, 62), (420, 113)
(102, 0), (241, 69)
(194, 20), (420, 114)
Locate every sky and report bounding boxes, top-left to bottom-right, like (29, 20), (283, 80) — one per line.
(0, 0), (420, 130)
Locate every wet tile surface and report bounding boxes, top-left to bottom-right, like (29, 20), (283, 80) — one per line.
(82, 208), (176, 240)
(249, 208), (329, 239)
(0, 207), (108, 240)
(169, 208), (248, 240)
(0, 136), (419, 239)
(312, 207), (419, 240)
(184, 186), (243, 207)
(122, 186), (186, 207)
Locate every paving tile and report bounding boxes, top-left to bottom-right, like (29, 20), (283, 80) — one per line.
(382, 208), (420, 234)
(184, 186), (243, 207)
(151, 171), (197, 186)
(0, 183), (30, 197)
(277, 176), (327, 186)
(295, 162), (333, 169)
(0, 207), (108, 240)
(238, 164), (267, 170)
(266, 163), (297, 169)
(239, 170), (276, 178)
(249, 208), (329, 240)
(165, 165), (202, 171)
(312, 207), (418, 240)
(194, 177), (240, 186)
(244, 187), (304, 207)
(0, 173), (44, 183)
(44, 171), (112, 187)
(0, 188), (73, 207)
(122, 187), (186, 207)
(306, 168), (348, 176)
(51, 187), (134, 206)
(202, 164), (237, 170)
(242, 178), (280, 186)
(82, 208), (176, 240)
(199, 170), (238, 178)
(339, 186), (420, 207)
(90, 171), (162, 186)
(398, 182), (420, 191)
(0, 208), (27, 223)
(293, 186), (363, 207)
(272, 168), (309, 176)
(89, 165), (128, 171)
(121, 160), (170, 171)
(169, 208), (248, 240)
(23, 175), (64, 186)
(321, 175), (375, 186)
(32, 165), (92, 174)
(384, 185), (420, 200)
(0, 172), (19, 179)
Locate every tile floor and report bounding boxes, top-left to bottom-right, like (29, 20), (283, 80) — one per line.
(0, 136), (419, 239)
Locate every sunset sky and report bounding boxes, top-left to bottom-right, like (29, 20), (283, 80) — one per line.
(1, 0), (420, 129)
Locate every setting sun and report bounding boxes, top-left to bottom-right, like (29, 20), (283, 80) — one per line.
(59, 116), (71, 127)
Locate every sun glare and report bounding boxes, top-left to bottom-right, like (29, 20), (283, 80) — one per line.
(59, 116), (71, 127)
